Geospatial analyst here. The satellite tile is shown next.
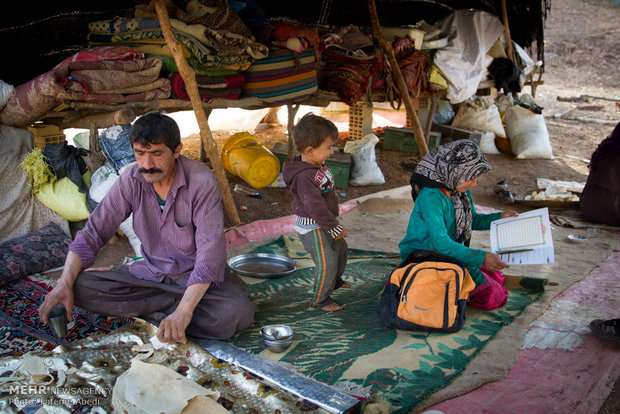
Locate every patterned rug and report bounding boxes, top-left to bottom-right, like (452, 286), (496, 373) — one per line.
(0, 276), (134, 357)
(230, 236), (546, 413)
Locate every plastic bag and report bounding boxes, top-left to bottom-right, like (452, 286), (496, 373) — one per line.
(99, 124), (135, 172)
(42, 142), (90, 194)
(344, 134), (385, 186)
(433, 100), (455, 125)
(36, 174), (90, 222)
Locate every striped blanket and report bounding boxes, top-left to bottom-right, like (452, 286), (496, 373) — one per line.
(241, 48), (318, 104)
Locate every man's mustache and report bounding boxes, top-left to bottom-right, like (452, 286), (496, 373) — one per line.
(138, 167), (163, 174)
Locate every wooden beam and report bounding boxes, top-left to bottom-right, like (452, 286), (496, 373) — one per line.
(367, 0), (429, 157)
(88, 122), (106, 173)
(54, 108), (136, 130)
(153, 0), (240, 226)
(286, 103), (300, 161)
(199, 109), (212, 163)
(423, 95), (437, 143)
(501, 0), (514, 61)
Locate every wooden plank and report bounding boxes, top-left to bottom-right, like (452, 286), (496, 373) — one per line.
(154, 0), (240, 226)
(368, 0), (429, 157)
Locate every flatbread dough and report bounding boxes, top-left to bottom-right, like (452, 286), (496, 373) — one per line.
(112, 360), (227, 414)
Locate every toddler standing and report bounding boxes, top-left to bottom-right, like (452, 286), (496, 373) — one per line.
(282, 113), (349, 312)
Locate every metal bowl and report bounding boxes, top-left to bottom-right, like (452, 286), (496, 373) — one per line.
(227, 253), (297, 278)
(567, 234), (588, 243)
(261, 324), (294, 353)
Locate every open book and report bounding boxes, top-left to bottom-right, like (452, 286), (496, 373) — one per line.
(490, 208), (554, 264)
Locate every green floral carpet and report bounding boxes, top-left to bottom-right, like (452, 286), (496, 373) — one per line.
(230, 236), (545, 413)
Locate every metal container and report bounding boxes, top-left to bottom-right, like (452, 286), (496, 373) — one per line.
(261, 324), (294, 353)
(227, 253), (296, 278)
(48, 304), (67, 338)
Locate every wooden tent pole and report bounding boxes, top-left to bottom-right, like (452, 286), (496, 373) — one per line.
(88, 122), (106, 173)
(153, 0), (240, 226)
(501, 0), (514, 61)
(286, 103), (300, 161)
(199, 109), (212, 163)
(367, 0), (428, 157)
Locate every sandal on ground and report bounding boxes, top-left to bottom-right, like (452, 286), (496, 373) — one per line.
(590, 318), (620, 345)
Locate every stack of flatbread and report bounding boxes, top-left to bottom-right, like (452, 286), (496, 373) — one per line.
(112, 360), (228, 414)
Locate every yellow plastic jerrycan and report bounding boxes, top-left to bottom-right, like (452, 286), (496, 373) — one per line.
(221, 132), (280, 189)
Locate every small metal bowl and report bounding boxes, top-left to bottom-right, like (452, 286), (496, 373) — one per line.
(261, 324), (294, 353)
(567, 234), (587, 243)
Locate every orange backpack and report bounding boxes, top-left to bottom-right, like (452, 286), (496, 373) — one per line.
(378, 250), (476, 332)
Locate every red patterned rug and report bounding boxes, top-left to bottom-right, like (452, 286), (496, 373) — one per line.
(0, 277), (134, 357)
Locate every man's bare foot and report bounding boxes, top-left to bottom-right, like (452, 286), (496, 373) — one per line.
(320, 302), (343, 312)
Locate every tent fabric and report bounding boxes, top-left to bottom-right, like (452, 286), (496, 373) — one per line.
(434, 9), (506, 104)
(0, 125), (69, 244)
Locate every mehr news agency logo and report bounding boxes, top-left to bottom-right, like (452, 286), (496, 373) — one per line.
(8, 384), (112, 408)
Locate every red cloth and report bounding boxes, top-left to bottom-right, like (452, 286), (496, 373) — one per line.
(270, 21), (320, 49)
(56, 46), (143, 67)
(468, 265), (508, 310)
(170, 72), (245, 100)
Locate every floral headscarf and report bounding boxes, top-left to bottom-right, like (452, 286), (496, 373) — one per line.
(410, 139), (491, 245)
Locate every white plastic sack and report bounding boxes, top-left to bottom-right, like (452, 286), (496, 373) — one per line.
(89, 162), (142, 256)
(505, 105), (553, 159)
(344, 134), (385, 186)
(452, 96), (506, 138)
(479, 131), (500, 154)
(119, 215), (142, 258)
(89, 163), (117, 203)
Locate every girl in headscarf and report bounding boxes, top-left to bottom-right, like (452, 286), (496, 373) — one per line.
(398, 140), (518, 310)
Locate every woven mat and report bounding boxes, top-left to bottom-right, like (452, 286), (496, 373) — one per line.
(0, 276), (133, 357)
(229, 236), (545, 413)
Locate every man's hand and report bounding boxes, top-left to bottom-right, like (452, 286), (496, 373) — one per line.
(38, 280), (75, 325)
(157, 308), (193, 344)
(38, 251), (83, 325)
(484, 252), (509, 273)
(156, 282), (211, 344)
(334, 229), (347, 240)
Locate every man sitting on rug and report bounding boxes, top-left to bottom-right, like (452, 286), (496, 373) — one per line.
(38, 112), (255, 344)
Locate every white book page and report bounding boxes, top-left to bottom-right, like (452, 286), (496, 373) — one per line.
(496, 216), (544, 250)
(490, 208), (554, 264)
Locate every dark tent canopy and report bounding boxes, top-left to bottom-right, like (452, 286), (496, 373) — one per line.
(0, 0), (550, 86)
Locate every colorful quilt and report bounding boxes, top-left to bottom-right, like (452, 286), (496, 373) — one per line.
(88, 17), (263, 69)
(0, 54), (170, 127)
(230, 236), (545, 413)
